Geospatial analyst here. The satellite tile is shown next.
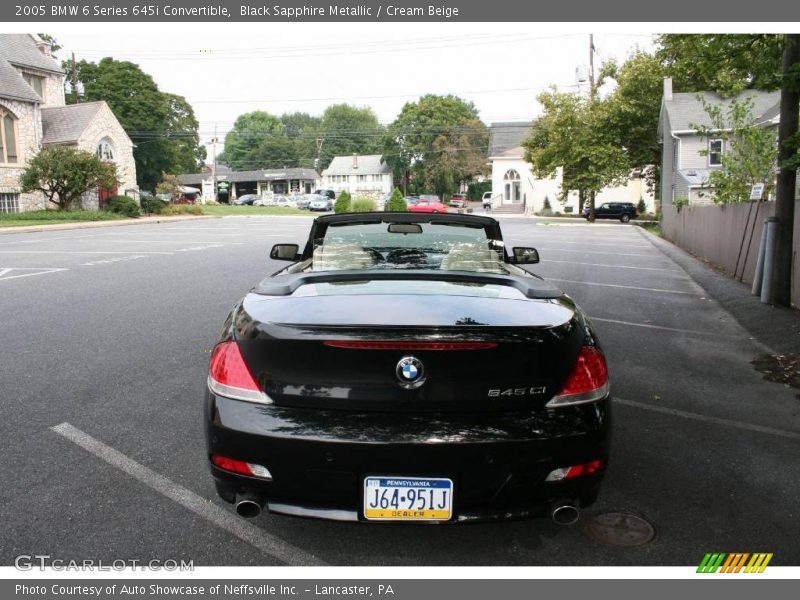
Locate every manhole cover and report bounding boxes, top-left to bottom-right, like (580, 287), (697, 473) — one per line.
(585, 512), (656, 547)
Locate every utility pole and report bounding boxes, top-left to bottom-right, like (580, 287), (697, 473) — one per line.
(211, 123), (218, 202)
(71, 52), (80, 104)
(773, 34), (800, 306)
(587, 33), (597, 223)
(314, 136), (323, 173)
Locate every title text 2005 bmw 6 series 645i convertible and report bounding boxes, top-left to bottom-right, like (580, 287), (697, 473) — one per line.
(205, 212), (611, 525)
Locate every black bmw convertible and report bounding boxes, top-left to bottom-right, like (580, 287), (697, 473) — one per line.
(205, 212), (611, 524)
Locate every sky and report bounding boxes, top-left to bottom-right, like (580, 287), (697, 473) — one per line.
(46, 24), (655, 155)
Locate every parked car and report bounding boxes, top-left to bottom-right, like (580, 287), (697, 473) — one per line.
(419, 194), (441, 203)
(408, 199), (449, 213)
(232, 194), (260, 206)
(582, 202), (637, 223)
(308, 196), (334, 211)
(205, 212), (610, 524)
(449, 194), (467, 209)
(314, 189), (337, 200)
(294, 195), (315, 210)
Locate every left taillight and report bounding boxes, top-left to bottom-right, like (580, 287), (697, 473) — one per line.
(545, 346), (609, 408)
(207, 341), (271, 404)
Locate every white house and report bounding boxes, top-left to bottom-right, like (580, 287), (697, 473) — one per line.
(0, 34), (137, 213)
(487, 122), (655, 214)
(320, 154), (393, 198)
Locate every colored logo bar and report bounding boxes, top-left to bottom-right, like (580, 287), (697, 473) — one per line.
(697, 553), (773, 573)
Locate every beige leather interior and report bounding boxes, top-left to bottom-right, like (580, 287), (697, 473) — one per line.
(313, 243), (375, 271)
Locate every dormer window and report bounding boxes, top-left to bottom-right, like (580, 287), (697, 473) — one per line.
(22, 73), (44, 98)
(97, 138), (115, 162)
(708, 139), (724, 167)
(0, 107), (18, 164)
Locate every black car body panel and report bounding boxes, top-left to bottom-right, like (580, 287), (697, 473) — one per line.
(205, 212), (611, 522)
(582, 202), (637, 221)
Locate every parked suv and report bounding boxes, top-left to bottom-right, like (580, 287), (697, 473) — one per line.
(314, 189), (336, 200)
(583, 202), (637, 223)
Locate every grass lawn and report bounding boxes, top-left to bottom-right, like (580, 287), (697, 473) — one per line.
(638, 222), (663, 237)
(0, 210), (126, 228)
(201, 204), (316, 217)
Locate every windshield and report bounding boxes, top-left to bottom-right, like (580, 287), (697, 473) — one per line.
(311, 222), (507, 273)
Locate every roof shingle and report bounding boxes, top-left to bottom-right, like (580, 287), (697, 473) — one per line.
(322, 154), (390, 176)
(0, 34), (63, 74)
(488, 122), (532, 157)
(41, 102), (105, 144)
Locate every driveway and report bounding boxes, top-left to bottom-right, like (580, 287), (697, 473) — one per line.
(0, 216), (797, 566)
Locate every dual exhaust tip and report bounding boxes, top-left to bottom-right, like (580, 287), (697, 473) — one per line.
(550, 500), (580, 525)
(235, 492), (265, 518)
(235, 492), (580, 525)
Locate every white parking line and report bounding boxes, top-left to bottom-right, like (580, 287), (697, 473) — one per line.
(544, 259), (680, 272)
(533, 247), (663, 258)
(50, 422), (327, 566)
(549, 278), (697, 295)
(0, 250), (173, 255)
(616, 397), (800, 441)
(0, 267), (68, 281)
(589, 316), (737, 337)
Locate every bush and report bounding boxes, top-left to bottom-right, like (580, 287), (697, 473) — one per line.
(637, 198), (647, 214)
(140, 195), (168, 214)
(543, 195), (552, 210)
(384, 188), (407, 212)
(351, 197), (376, 212)
(103, 195), (140, 218)
(334, 191), (351, 213)
(467, 180), (491, 201)
(160, 204), (204, 216)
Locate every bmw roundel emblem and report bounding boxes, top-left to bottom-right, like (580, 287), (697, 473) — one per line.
(396, 356), (425, 389)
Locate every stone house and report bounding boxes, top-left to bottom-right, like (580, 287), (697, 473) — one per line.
(0, 33), (137, 213)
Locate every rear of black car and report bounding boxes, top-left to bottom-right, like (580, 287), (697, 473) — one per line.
(204, 281), (611, 523)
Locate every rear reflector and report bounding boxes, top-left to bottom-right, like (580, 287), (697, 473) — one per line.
(208, 341), (271, 404)
(323, 340), (497, 350)
(211, 454), (272, 480)
(545, 459), (605, 482)
(545, 346), (609, 407)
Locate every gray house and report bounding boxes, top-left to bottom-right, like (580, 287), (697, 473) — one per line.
(658, 77), (780, 205)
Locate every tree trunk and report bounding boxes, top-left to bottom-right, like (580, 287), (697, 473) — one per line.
(774, 34), (800, 307)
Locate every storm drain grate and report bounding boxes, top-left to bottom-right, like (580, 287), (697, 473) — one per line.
(585, 512), (656, 547)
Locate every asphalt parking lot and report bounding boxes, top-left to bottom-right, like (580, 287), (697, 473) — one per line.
(1, 215), (798, 566)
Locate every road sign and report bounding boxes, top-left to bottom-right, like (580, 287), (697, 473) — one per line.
(750, 183), (765, 200)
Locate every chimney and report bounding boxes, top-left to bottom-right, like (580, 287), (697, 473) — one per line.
(663, 77), (673, 102)
(32, 34), (52, 57)
(352, 153), (358, 169)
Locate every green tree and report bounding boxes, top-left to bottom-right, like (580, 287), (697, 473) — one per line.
(72, 58), (203, 191)
(318, 104), (383, 170)
(693, 97), (778, 204)
(222, 111), (287, 170)
(384, 188), (408, 211)
(656, 34), (784, 95)
(383, 94), (488, 197)
(334, 190), (352, 213)
(281, 112), (321, 169)
(523, 89), (629, 213)
(598, 51), (666, 192)
(163, 93), (206, 173)
(20, 146), (118, 210)
(155, 172), (182, 200)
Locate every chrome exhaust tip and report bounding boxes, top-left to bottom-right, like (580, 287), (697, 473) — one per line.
(550, 501), (580, 525)
(235, 493), (265, 518)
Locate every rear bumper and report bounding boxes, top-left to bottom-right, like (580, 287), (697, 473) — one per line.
(205, 391), (611, 522)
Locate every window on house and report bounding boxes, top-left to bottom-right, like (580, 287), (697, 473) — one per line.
(0, 193), (20, 214)
(709, 139), (724, 166)
(358, 175), (367, 182)
(23, 74), (44, 98)
(0, 108), (19, 164)
(97, 138), (115, 161)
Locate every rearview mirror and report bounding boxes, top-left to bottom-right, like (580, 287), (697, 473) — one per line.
(388, 223), (423, 234)
(512, 247), (539, 264)
(270, 243), (300, 261)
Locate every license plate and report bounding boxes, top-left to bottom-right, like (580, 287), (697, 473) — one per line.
(363, 477), (453, 521)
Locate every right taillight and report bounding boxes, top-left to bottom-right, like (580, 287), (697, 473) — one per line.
(207, 341), (271, 404)
(546, 346), (609, 408)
